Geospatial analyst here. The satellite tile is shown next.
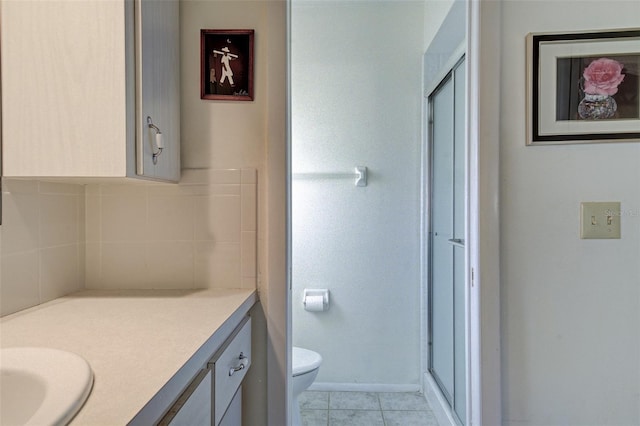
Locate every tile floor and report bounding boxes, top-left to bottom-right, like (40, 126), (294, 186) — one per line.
(299, 391), (440, 426)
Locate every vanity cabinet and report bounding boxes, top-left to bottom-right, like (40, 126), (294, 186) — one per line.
(160, 370), (213, 426)
(0, 0), (180, 182)
(155, 316), (252, 426)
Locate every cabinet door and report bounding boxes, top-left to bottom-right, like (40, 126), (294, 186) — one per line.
(1, 0), (180, 181)
(1, 0), (130, 178)
(159, 369), (212, 426)
(136, 0), (180, 182)
(218, 386), (242, 426)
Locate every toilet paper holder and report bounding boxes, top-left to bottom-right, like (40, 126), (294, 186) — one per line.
(303, 289), (330, 312)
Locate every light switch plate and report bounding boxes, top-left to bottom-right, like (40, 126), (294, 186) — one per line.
(580, 202), (621, 239)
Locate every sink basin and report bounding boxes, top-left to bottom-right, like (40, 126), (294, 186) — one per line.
(0, 347), (93, 426)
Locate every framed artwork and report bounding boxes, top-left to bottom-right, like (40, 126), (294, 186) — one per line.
(526, 29), (640, 145)
(201, 29), (254, 101)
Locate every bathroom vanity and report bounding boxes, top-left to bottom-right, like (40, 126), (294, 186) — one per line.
(138, 316), (253, 426)
(0, 288), (256, 425)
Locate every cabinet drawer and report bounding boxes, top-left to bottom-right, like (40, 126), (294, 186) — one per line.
(210, 317), (251, 426)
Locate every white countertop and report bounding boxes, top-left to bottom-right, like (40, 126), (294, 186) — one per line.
(0, 288), (257, 425)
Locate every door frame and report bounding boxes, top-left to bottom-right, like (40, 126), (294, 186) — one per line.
(421, 1), (477, 425)
(422, 44), (469, 426)
(466, 1), (502, 424)
(421, 2), (502, 426)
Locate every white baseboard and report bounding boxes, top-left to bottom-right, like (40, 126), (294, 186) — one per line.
(423, 372), (458, 426)
(308, 382), (421, 393)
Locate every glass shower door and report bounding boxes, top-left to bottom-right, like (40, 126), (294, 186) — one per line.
(430, 71), (455, 405)
(429, 57), (466, 424)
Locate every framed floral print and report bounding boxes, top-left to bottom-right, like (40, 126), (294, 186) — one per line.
(201, 29), (254, 101)
(526, 29), (640, 145)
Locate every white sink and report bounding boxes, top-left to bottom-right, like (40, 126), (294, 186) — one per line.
(0, 347), (93, 426)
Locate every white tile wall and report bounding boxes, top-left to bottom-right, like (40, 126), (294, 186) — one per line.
(0, 168), (257, 316)
(0, 179), (85, 316)
(85, 168), (257, 290)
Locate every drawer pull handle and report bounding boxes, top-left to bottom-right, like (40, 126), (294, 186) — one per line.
(229, 352), (248, 376)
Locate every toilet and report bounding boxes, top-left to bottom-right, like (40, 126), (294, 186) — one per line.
(292, 346), (322, 426)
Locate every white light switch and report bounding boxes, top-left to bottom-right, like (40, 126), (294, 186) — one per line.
(580, 202), (621, 239)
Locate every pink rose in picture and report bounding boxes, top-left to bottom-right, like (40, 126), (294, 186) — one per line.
(583, 57), (625, 96)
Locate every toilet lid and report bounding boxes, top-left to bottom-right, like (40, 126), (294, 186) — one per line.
(292, 347), (322, 376)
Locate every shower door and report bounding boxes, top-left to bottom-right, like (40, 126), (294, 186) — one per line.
(428, 56), (466, 424)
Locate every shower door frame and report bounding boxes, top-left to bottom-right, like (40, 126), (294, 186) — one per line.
(420, 2), (474, 425)
(427, 54), (467, 425)
(420, 2), (502, 425)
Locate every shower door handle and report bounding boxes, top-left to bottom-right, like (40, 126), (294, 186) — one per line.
(447, 238), (465, 247)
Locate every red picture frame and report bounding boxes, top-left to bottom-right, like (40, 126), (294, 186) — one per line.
(201, 29), (254, 101)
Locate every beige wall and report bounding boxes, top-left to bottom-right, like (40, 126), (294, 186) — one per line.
(180, 1), (287, 424)
(181, 1), (267, 171)
(180, 0), (286, 300)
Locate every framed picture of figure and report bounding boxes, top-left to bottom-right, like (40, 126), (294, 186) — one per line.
(201, 29), (254, 101)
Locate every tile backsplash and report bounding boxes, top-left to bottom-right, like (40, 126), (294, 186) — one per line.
(0, 168), (257, 317)
(1, 179), (85, 316)
(85, 168), (257, 290)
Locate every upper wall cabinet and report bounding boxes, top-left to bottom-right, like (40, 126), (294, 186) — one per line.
(1, 0), (180, 182)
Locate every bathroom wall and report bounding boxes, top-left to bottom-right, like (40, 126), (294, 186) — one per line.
(498, 1), (640, 424)
(84, 169), (257, 290)
(179, 2), (286, 424)
(423, 0), (455, 51)
(0, 180), (85, 316)
(180, 0), (284, 299)
(291, 0), (425, 388)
